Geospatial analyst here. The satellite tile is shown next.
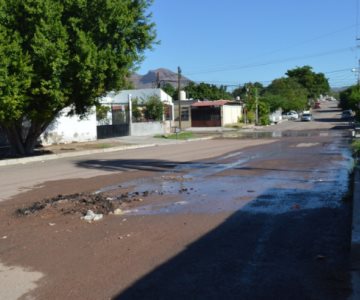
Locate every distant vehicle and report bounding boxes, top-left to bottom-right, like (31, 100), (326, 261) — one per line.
(282, 110), (298, 120)
(341, 110), (353, 120)
(314, 102), (321, 109)
(301, 112), (312, 121)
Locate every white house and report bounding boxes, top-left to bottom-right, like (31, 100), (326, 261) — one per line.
(99, 88), (174, 137)
(41, 88), (175, 145)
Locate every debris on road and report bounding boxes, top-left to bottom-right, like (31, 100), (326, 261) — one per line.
(15, 189), (156, 219)
(113, 208), (123, 215)
(81, 210), (103, 222)
(16, 193), (118, 217)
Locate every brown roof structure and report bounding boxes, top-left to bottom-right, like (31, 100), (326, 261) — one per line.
(191, 100), (229, 107)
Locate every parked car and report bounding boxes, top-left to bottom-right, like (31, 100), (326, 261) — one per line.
(341, 110), (353, 120)
(301, 111), (312, 121)
(282, 110), (299, 120)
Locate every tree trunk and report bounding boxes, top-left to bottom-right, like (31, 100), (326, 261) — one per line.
(2, 120), (49, 156)
(3, 125), (26, 156)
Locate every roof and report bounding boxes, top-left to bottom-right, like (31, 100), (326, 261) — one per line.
(191, 100), (230, 107)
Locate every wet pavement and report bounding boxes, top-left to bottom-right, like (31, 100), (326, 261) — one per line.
(1, 102), (357, 300)
(94, 130), (352, 217)
(111, 129), (354, 299)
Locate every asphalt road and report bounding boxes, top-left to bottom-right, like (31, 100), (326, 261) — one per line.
(0, 101), (356, 299)
(117, 104), (354, 299)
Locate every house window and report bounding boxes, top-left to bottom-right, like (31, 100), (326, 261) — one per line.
(164, 105), (172, 120)
(181, 107), (189, 121)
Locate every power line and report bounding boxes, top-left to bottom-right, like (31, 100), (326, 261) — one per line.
(185, 24), (356, 75)
(186, 67), (357, 89)
(184, 47), (356, 76)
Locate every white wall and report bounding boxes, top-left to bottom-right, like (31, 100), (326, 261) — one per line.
(41, 107), (97, 145)
(222, 105), (242, 126)
(130, 121), (172, 136)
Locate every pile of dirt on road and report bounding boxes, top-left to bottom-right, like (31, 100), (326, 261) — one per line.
(15, 189), (155, 217)
(16, 193), (120, 217)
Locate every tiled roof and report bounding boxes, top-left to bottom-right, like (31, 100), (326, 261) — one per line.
(191, 100), (229, 107)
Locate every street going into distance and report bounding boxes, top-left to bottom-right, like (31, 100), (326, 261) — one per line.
(0, 101), (355, 299)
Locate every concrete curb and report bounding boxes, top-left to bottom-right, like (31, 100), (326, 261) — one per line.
(0, 136), (214, 167)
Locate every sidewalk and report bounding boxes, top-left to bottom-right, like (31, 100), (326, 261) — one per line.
(0, 135), (215, 167)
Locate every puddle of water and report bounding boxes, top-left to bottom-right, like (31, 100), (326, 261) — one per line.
(96, 134), (353, 216)
(217, 130), (349, 139)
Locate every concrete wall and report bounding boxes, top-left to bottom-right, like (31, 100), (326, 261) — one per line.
(222, 105), (242, 126)
(130, 121), (172, 136)
(41, 107), (97, 145)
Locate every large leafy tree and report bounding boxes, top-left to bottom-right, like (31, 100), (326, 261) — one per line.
(0, 0), (156, 155)
(286, 65), (330, 99)
(339, 85), (360, 112)
(263, 77), (308, 112)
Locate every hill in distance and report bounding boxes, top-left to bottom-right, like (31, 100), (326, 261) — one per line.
(130, 68), (192, 89)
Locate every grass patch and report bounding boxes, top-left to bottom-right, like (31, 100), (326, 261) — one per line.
(352, 140), (360, 156)
(94, 143), (113, 149)
(154, 132), (194, 140)
(225, 123), (243, 129)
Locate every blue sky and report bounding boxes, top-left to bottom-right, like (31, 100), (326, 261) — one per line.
(138, 0), (360, 88)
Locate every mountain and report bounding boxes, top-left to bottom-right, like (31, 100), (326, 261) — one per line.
(331, 86), (350, 93)
(130, 68), (192, 89)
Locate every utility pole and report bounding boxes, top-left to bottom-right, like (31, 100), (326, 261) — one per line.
(358, 59), (360, 86)
(255, 87), (259, 125)
(156, 71), (160, 88)
(177, 66), (182, 130)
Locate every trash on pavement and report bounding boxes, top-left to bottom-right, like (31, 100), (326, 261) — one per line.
(81, 210), (103, 222)
(113, 208), (123, 215)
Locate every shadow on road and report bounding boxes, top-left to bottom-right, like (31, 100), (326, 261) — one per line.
(76, 158), (194, 172)
(114, 187), (352, 300)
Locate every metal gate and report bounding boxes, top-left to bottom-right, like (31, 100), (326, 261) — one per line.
(191, 106), (221, 127)
(96, 103), (130, 139)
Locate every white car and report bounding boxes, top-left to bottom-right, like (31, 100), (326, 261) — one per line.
(301, 111), (312, 121)
(283, 111), (299, 120)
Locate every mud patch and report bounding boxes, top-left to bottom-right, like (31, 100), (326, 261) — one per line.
(15, 191), (147, 217)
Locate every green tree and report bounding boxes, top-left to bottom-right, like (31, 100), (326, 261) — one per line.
(263, 77), (308, 112)
(144, 96), (163, 121)
(286, 65), (330, 99)
(0, 0), (156, 155)
(131, 98), (142, 122)
(184, 82), (232, 100)
(339, 85), (360, 116)
(161, 83), (176, 99)
(232, 82), (264, 101)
